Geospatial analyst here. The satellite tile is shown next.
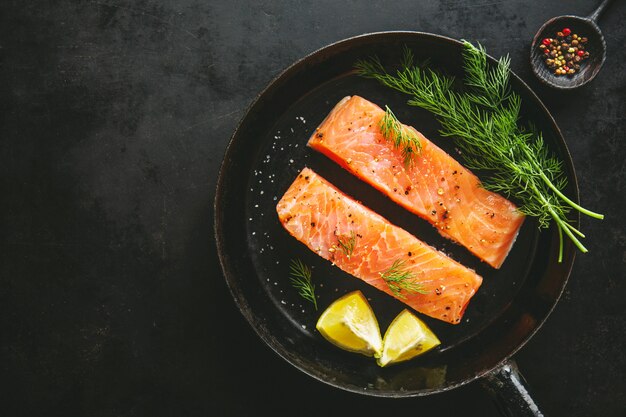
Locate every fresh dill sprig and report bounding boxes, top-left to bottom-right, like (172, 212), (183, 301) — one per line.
(289, 258), (317, 310)
(462, 42), (511, 109)
(355, 41), (604, 262)
(379, 259), (427, 299)
(336, 231), (357, 258)
(380, 105), (422, 166)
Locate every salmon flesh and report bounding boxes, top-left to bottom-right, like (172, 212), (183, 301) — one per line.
(276, 167), (483, 324)
(308, 95), (525, 269)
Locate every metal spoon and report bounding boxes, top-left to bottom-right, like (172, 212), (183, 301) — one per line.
(530, 0), (614, 89)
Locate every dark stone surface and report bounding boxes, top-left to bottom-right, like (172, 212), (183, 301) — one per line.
(1, 1), (624, 416)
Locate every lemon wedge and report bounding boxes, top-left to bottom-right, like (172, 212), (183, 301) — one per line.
(377, 309), (441, 367)
(316, 291), (383, 357)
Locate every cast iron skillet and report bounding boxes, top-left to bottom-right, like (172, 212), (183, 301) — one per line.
(215, 32), (577, 416)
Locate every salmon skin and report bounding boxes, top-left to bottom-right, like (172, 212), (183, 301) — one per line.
(276, 167), (482, 325)
(308, 95), (525, 269)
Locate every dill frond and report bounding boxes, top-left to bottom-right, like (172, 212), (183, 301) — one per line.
(289, 259), (317, 310)
(379, 106), (423, 167)
(336, 231), (357, 258)
(355, 41), (604, 261)
(380, 259), (427, 299)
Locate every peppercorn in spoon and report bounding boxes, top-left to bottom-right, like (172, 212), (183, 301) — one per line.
(530, 0), (614, 89)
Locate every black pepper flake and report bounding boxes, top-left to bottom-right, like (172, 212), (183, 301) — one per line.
(445, 306), (451, 310)
(435, 288), (442, 295)
(310, 222), (315, 227)
(408, 251), (412, 257)
(304, 176), (309, 180)
(454, 185), (460, 189)
(452, 170), (457, 175)
(491, 213), (495, 219)
(348, 213), (352, 217)
(404, 186), (411, 195)
(316, 132), (324, 138)
(393, 188), (398, 192)
(431, 210), (437, 215)
(442, 210), (449, 220)
(441, 177), (445, 182)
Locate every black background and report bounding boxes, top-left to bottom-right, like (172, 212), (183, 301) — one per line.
(1, 1), (625, 416)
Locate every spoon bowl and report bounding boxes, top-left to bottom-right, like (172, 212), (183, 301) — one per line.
(531, 15), (605, 89)
(530, 0), (613, 90)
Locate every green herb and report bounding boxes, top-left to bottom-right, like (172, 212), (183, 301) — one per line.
(356, 42), (603, 262)
(289, 259), (317, 310)
(380, 105), (422, 166)
(336, 231), (357, 258)
(379, 259), (427, 299)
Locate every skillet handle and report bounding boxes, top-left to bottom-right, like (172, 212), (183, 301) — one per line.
(588, 0), (613, 23)
(480, 359), (545, 417)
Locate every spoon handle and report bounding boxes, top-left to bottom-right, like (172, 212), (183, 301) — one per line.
(588, 0), (614, 22)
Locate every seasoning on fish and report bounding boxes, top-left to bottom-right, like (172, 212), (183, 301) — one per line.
(308, 95), (525, 269)
(276, 167), (483, 325)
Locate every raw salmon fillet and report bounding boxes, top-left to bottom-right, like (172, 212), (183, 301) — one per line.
(276, 167), (482, 324)
(308, 95), (525, 269)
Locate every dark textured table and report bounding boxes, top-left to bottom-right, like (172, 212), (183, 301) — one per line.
(1, 1), (625, 416)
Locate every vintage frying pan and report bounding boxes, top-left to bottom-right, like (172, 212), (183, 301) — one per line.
(214, 32), (577, 416)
